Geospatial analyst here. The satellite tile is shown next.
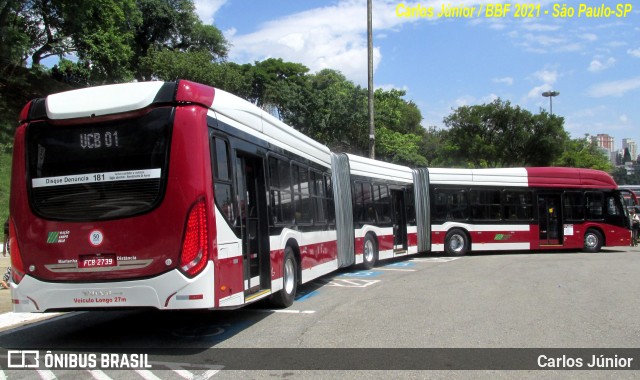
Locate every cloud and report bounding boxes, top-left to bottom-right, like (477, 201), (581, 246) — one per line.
(526, 68), (559, 101)
(588, 57), (616, 72)
(193, 0), (228, 24)
(225, 1), (405, 85)
(493, 77), (514, 85)
(533, 69), (558, 84)
(628, 48), (640, 58)
(454, 93), (498, 107)
(521, 23), (561, 32)
(587, 77), (640, 97)
(222, 0), (526, 85)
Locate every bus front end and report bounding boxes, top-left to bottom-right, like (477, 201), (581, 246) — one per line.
(9, 81), (220, 312)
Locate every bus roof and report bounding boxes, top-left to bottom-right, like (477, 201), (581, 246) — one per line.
(210, 87), (332, 167)
(428, 167), (618, 189)
(346, 154), (413, 183)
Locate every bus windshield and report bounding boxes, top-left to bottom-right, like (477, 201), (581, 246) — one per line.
(27, 107), (173, 221)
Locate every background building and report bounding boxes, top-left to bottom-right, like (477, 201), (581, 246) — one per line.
(622, 138), (637, 162)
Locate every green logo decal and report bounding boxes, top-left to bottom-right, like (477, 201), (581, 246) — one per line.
(47, 231), (59, 243)
(46, 230), (70, 243)
(494, 234), (512, 241)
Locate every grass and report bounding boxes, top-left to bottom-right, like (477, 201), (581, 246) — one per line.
(0, 149), (10, 235)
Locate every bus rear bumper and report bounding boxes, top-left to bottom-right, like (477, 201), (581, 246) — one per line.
(10, 262), (215, 313)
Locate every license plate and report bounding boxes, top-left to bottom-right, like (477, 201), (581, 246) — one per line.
(79, 254), (117, 268)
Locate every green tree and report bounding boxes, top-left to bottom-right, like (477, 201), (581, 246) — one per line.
(140, 50), (250, 96)
(247, 58), (309, 108)
(63, 0), (141, 82)
(421, 126), (450, 166)
(442, 99), (568, 168)
(554, 136), (612, 171)
(376, 126), (427, 166)
(0, 0), (31, 67)
(374, 88), (422, 135)
(134, 0), (228, 81)
(21, 0), (70, 67)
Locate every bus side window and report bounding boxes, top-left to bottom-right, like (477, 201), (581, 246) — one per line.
(586, 191), (604, 220)
(563, 191), (584, 221)
(268, 156), (293, 225)
(212, 137), (234, 224)
(606, 196), (620, 216)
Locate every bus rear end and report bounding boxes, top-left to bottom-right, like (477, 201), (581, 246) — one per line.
(9, 81), (217, 312)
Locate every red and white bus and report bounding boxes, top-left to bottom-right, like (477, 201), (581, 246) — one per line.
(427, 167), (631, 255)
(7, 80), (427, 312)
(7, 80), (631, 312)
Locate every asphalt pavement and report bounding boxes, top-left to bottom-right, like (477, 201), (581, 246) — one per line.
(0, 246), (638, 316)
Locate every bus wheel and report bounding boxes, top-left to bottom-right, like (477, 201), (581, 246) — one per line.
(362, 234), (378, 269)
(445, 229), (469, 256)
(583, 229), (603, 253)
(270, 247), (298, 308)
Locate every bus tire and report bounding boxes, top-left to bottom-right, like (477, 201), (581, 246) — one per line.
(583, 229), (603, 253)
(444, 229), (469, 256)
(270, 247), (298, 308)
(362, 234), (378, 269)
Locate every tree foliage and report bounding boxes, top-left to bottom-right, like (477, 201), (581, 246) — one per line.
(0, 0), (228, 83)
(554, 136), (612, 171)
(0, 0), (618, 172)
(441, 99), (568, 168)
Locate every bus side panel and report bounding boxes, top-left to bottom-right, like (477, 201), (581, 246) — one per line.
(431, 224), (533, 252)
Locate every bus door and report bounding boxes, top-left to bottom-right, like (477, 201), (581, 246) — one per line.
(537, 194), (563, 246)
(391, 189), (408, 252)
(235, 153), (271, 299)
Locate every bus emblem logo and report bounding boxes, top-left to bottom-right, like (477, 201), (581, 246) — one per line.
(89, 230), (104, 246)
(46, 230), (70, 244)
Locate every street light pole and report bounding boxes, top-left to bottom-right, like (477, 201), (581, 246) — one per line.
(542, 90), (560, 115)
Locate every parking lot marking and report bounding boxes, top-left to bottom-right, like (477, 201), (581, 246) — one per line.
(253, 309), (316, 314)
(376, 268), (416, 272)
(88, 369), (112, 380)
(411, 257), (461, 263)
(135, 369), (163, 380)
(295, 290), (319, 301)
(385, 261), (416, 268)
(319, 279), (381, 288)
(339, 271), (382, 278)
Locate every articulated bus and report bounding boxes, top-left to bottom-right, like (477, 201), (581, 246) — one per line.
(7, 80), (429, 312)
(427, 167), (631, 256)
(7, 80), (630, 312)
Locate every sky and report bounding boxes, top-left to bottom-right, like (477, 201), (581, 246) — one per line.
(194, 0), (640, 156)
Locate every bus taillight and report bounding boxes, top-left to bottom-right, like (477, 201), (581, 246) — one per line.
(179, 198), (209, 277)
(8, 220), (25, 284)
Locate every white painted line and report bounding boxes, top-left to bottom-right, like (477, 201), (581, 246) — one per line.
(37, 369), (58, 380)
(0, 368), (6, 380)
(168, 368), (221, 380)
(199, 370), (222, 379)
(321, 279), (381, 288)
(411, 257), (461, 263)
(0, 312), (65, 331)
(376, 268), (417, 272)
(88, 369), (113, 380)
(171, 368), (195, 380)
(252, 309), (316, 314)
(136, 369), (163, 380)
